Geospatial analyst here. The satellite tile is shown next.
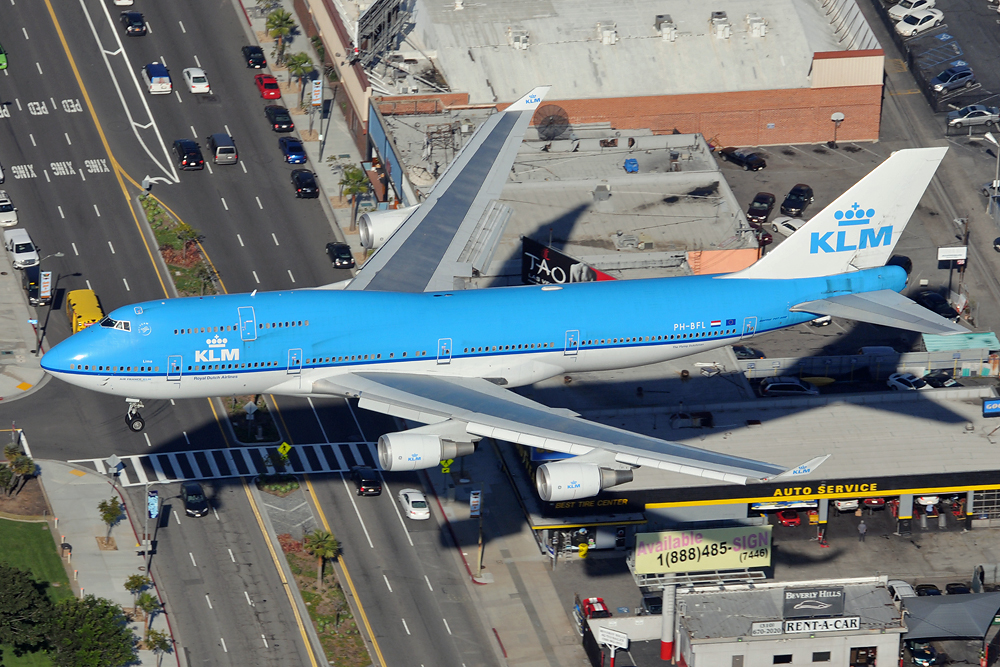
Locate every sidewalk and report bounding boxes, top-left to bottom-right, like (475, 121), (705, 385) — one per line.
(38, 460), (178, 667)
(0, 244), (48, 402)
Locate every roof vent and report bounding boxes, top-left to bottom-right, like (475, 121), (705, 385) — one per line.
(596, 20), (618, 45)
(746, 13), (768, 37)
(655, 14), (677, 42)
(507, 26), (530, 50)
(711, 11), (731, 39)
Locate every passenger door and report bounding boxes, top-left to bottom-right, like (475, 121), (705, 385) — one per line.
(238, 306), (257, 341)
(167, 355), (182, 382)
(741, 317), (757, 339)
(437, 338), (452, 365)
(564, 330), (580, 356)
(287, 348), (302, 375)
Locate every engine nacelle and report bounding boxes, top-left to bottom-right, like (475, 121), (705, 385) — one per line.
(358, 205), (420, 249)
(377, 432), (476, 471)
(535, 462), (634, 502)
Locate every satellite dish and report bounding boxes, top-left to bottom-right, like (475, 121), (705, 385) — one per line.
(536, 105), (570, 141)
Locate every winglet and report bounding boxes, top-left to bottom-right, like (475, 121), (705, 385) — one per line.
(762, 455), (831, 481)
(505, 86), (551, 112)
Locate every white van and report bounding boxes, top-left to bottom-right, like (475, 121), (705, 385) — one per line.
(142, 62), (172, 94)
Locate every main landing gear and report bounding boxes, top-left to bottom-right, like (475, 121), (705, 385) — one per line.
(126, 398), (146, 432)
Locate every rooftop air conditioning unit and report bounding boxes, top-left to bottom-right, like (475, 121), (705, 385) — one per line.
(507, 27), (530, 50)
(596, 20), (618, 45)
(711, 11), (731, 39)
(655, 14), (677, 42)
(746, 13), (768, 37)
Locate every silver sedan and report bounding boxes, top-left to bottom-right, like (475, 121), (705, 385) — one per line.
(947, 105), (999, 128)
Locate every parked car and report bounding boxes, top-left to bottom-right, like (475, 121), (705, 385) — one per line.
(397, 488), (430, 520)
(291, 169), (319, 198)
(947, 104), (998, 128)
(242, 45), (267, 68)
(887, 579), (917, 602)
(930, 65), (975, 93)
(172, 139), (205, 171)
(924, 370), (962, 388)
(771, 216), (805, 236)
(264, 105), (295, 132)
(810, 315), (832, 327)
(254, 73), (281, 99)
(916, 496), (939, 506)
(776, 509), (801, 527)
(914, 290), (960, 321)
(350, 466), (381, 496)
(580, 597), (612, 619)
(279, 137), (307, 164)
(915, 584), (942, 596)
(0, 190), (17, 227)
(906, 640), (939, 667)
(833, 499), (859, 513)
(326, 242), (355, 269)
(180, 481), (208, 517)
(889, 0), (935, 21)
(945, 582), (971, 595)
(756, 229), (773, 247)
(862, 497), (886, 510)
(119, 11), (147, 35)
(746, 192), (775, 228)
(780, 184), (814, 217)
(718, 147), (766, 171)
(3, 228), (39, 268)
(732, 345), (765, 360)
(895, 9), (944, 36)
(887, 372), (928, 391)
(640, 595), (662, 615)
(182, 67), (211, 94)
(758, 376), (819, 397)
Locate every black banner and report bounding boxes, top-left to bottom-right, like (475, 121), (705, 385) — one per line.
(521, 237), (614, 285)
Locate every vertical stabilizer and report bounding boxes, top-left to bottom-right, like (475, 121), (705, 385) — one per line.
(729, 147), (947, 280)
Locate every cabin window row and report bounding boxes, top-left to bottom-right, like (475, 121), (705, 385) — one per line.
(464, 343), (554, 353)
(189, 362), (277, 371)
(71, 364), (159, 372)
(173, 320), (310, 335)
(581, 329), (737, 346)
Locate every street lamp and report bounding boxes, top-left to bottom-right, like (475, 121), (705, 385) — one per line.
(829, 112), (845, 149)
(32, 253), (65, 356)
(985, 132), (1000, 217)
(39, 251), (65, 263)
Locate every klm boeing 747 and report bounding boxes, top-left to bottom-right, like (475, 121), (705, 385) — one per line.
(41, 87), (959, 501)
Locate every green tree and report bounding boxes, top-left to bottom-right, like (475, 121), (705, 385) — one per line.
(97, 497), (123, 541)
(145, 627), (172, 667)
(266, 9), (295, 66)
(0, 465), (11, 497)
(338, 164), (371, 230)
(4, 443), (20, 463)
(135, 591), (160, 641)
(285, 52), (314, 106)
(123, 574), (151, 609)
(8, 454), (34, 496)
(48, 595), (138, 667)
(303, 530), (339, 590)
(174, 221), (201, 261)
(0, 563), (51, 652)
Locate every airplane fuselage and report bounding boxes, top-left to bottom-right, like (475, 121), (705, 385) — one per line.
(41, 266), (907, 400)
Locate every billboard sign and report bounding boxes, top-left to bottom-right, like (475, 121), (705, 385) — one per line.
(983, 398), (1000, 418)
(783, 617), (860, 634)
(521, 237), (615, 285)
(311, 80), (323, 107)
(751, 621), (783, 637)
(782, 587), (845, 618)
(634, 526), (772, 574)
(597, 626), (628, 649)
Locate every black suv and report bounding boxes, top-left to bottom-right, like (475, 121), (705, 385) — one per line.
(780, 184), (814, 217)
(242, 45), (267, 69)
(351, 466), (381, 496)
(172, 139), (204, 171)
(326, 242), (355, 269)
(264, 105), (295, 132)
(181, 482), (209, 517)
(746, 192), (775, 228)
(719, 147), (766, 171)
(119, 11), (147, 36)
(291, 169), (318, 198)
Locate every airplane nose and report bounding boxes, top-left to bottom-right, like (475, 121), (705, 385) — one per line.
(40, 334), (91, 377)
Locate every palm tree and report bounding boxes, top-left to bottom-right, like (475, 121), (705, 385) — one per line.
(4, 443), (20, 463)
(338, 164), (370, 230)
(285, 53), (314, 106)
(303, 530), (339, 590)
(9, 455), (34, 496)
(145, 628), (172, 666)
(266, 10), (295, 66)
(136, 591), (161, 641)
(124, 574), (151, 609)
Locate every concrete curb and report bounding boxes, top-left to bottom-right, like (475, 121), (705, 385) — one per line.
(132, 195), (181, 300)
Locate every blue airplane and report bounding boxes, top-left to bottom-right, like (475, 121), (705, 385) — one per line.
(41, 87), (959, 501)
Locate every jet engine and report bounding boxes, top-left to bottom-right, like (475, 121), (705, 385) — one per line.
(535, 462), (633, 502)
(377, 432), (476, 471)
(358, 205), (420, 249)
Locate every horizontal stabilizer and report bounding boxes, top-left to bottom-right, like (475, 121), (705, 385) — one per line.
(764, 455), (830, 481)
(792, 290), (967, 335)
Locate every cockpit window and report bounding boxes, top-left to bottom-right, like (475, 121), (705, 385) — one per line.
(99, 317), (131, 331)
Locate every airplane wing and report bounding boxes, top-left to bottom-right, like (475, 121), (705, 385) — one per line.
(312, 372), (827, 485)
(791, 290), (967, 335)
(347, 87), (550, 293)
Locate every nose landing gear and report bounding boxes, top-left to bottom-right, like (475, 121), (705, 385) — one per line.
(126, 398), (146, 432)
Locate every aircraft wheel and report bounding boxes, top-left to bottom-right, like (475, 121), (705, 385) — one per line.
(127, 414), (146, 432)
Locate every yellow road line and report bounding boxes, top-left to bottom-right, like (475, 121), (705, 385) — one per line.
(271, 396), (388, 667)
(43, 0), (169, 299)
(208, 399), (319, 667)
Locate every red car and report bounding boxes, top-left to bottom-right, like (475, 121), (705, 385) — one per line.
(581, 597), (612, 619)
(254, 74), (281, 99)
(777, 509), (801, 527)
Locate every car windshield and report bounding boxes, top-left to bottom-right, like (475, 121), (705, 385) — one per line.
(192, 76), (207, 84)
(275, 112), (290, 121)
(264, 82), (278, 89)
(911, 377), (927, 388)
(14, 243), (33, 253)
(0, 204), (12, 212)
(750, 201), (769, 210)
(335, 247), (352, 259)
(186, 493), (205, 502)
(410, 499), (427, 508)
(903, 14), (919, 24)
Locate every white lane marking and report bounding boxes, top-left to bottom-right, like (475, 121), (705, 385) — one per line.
(213, 507), (219, 521)
(58, 206), (64, 219)
(228, 548), (235, 563)
(182, 431), (190, 444)
(401, 619), (410, 636)
(237, 234), (244, 247)
(50, 97), (56, 110)
(205, 594), (212, 609)
(80, 170), (86, 181)
(220, 637), (227, 653)
(108, 240), (114, 253)
(178, 20), (185, 33)
(189, 552), (197, 567)
(271, 233), (279, 245)
(65, 132), (71, 145)
(194, 55), (201, 68)
(288, 270), (295, 283)
(190, 125), (196, 137)
(256, 196), (262, 209)
(339, 474), (374, 548)
(22, 27), (28, 39)
(85, 279), (92, 290)
(383, 574), (392, 592)
(252, 271), (260, 283)
(425, 575), (433, 591)
(15, 99), (21, 111)
(205, 162), (213, 175)
(35, 62), (42, 75)
(71, 242), (78, 255)
(225, 124), (231, 135)
(123, 278), (130, 291)
(44, 170), (50, 183)
(261, 635), (268, 648)
(29, 134), (36, 147)
(240, 162), (247, 174)
(221, 198), (228, 211)
(142, 431), (149, 446)
(170, 399), (175, 405)
(245, 591), (253, 606)
(174, 90), (182, 104)
(443, 618), (452, 635)
(94, 204), (100, 217)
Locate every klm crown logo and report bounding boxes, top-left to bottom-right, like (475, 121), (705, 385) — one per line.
(810, 202), (892, 254)
(207, 335), (228, 348)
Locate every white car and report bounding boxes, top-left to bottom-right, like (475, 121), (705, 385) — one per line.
(3, 228), (39, 269)
(833, 499), (859, 512)
(0, 191), (17, 227)
(770, 216), (805, 236)
(397, 488), (430, 520)
(887, 372), (928, 391)
(889, 0), (935, 22)
(113, 0), (134, 4)
(182, 67), (211, 94)
(916, 496), (940, 506)
(895, 9), (943, 37)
